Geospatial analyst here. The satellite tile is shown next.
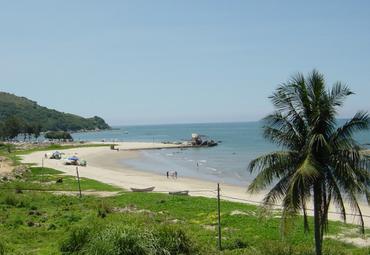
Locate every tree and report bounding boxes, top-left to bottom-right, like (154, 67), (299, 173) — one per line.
(44, 131), (73, 141)
(33, 123), (42, 140)
(23, 123), (34, 141)
(3, 116), (23, 140)
(248, 70), (370, 255)
(0, 122), (4, 140)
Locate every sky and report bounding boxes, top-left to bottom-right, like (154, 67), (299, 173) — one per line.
(1, 1), (370, 125)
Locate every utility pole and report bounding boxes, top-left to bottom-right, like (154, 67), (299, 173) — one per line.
(41, 157), (44, 182)
(76, 166), (82, 198)
(217, 183), (222, 251)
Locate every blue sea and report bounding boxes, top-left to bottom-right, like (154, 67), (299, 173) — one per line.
(71, 122), (370, 187)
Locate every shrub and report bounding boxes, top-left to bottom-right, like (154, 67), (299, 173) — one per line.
(61, 223), (197, 255)
(7, 216), (24, 228)
(60, 225), (91, 254)
(322, 246), (347, 255)
(154, 226), (195, 255)
(0, 240), (6, 255)
(45, 131), (73, 141)
(224, 238), (249, 250)
(258, 241), (294, 255)
(87, 226), (147, 255)
(3, 193), (18, 206)
(96, 200), (113, 218)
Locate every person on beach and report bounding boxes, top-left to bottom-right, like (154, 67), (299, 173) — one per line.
(166, 171), (169, 179)
(174, 171), (178, 179)
(44, 153), (47, 159)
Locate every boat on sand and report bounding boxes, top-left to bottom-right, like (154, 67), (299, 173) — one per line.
(130, 186), (155, 192)
(169, 190), (189, 196)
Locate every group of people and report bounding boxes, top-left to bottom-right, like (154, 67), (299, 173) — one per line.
(166, 170), (178, 179)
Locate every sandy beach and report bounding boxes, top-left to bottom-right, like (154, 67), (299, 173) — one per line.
(21, 142), (370, 228)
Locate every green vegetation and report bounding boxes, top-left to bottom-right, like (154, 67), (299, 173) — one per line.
(0, 167), (121, 192)
(0, 91), (110, 133)
(60, 224), (195, 255)
(248, 70), (370, 255)
(0, 142), (112, 165)
(45, 131), (73, 141)
(0, 166), (369, 255)
(0, 116), (43, 141)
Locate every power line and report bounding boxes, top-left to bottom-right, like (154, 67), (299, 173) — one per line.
(220, 194), (370, 219)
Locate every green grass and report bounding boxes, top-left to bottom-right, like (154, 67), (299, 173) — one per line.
(0, 166), (369, 255)
(1, 167), (121, 192)
(0, 143), (113, 165)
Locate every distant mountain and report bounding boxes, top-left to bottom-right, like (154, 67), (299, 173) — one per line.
(0, 92), (110, 131)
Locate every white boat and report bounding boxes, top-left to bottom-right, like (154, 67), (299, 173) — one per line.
(130, 186), (155, 192)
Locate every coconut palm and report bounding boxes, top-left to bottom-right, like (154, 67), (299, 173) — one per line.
(248, 70), (370, 255)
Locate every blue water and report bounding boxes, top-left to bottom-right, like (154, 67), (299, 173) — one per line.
(72, 122), (370, 186)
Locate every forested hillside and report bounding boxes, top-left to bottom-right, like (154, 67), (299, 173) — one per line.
(0, 92), (110, 132)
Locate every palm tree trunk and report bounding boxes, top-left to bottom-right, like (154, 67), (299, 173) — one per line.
(313, 183), (322, 255)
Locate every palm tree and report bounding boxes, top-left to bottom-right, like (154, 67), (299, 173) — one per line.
(248, 70), (370, 255)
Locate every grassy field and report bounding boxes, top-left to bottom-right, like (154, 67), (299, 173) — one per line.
(0, 143), (113, 165)
(0, 166), (369, 255)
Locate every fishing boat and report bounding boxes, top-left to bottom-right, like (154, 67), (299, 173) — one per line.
(168, 190), (189, 196)
(130, 186), (155, 192)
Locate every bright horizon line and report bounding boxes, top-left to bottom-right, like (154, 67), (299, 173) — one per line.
(110, 120), (261, 127)
(110, 118), (356, 127)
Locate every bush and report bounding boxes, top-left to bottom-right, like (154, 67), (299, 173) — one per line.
(96, 200), (113, 218)
(224, 238), (249, 250)
(7, 216), (24, 228)
(45, 131), (73, 141)
(253, 241), (316, 255)
(60, 225), (91, 254)
(322, 246), (348, 255)
(154, 226), (195, 254)
(3, 193), (18, 206)
(60, 223), (197, 255)
(258, 241), (295, 255)
(0, 240), (6, 255)
(87, 226), (147, 255)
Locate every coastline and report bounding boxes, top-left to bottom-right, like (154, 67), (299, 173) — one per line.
(21, 142), (370, 228)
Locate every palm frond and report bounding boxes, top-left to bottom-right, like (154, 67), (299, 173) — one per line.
(347, 191), (365, 234)
(326, 170), (347, 223)
(263, 112), (304, 149)
(331, 111), (369, 148)
(283, 154), (318, 213)
(248, 151), (295, 193)
(329, 82), (353, 107)
(262, 174), (292, 206)
(306, 69), (325, 108)
(248, 151), (295, 173)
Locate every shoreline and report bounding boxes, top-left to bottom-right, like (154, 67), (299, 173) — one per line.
(20, 142), (370, 228)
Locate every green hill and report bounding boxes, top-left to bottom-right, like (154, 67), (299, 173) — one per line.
(0, 92), (110, 131)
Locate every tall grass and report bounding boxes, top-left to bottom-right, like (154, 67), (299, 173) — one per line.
(60, 223), (196, 255)
(60, 225), (91, 254)
(0, 240), (6, 255)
